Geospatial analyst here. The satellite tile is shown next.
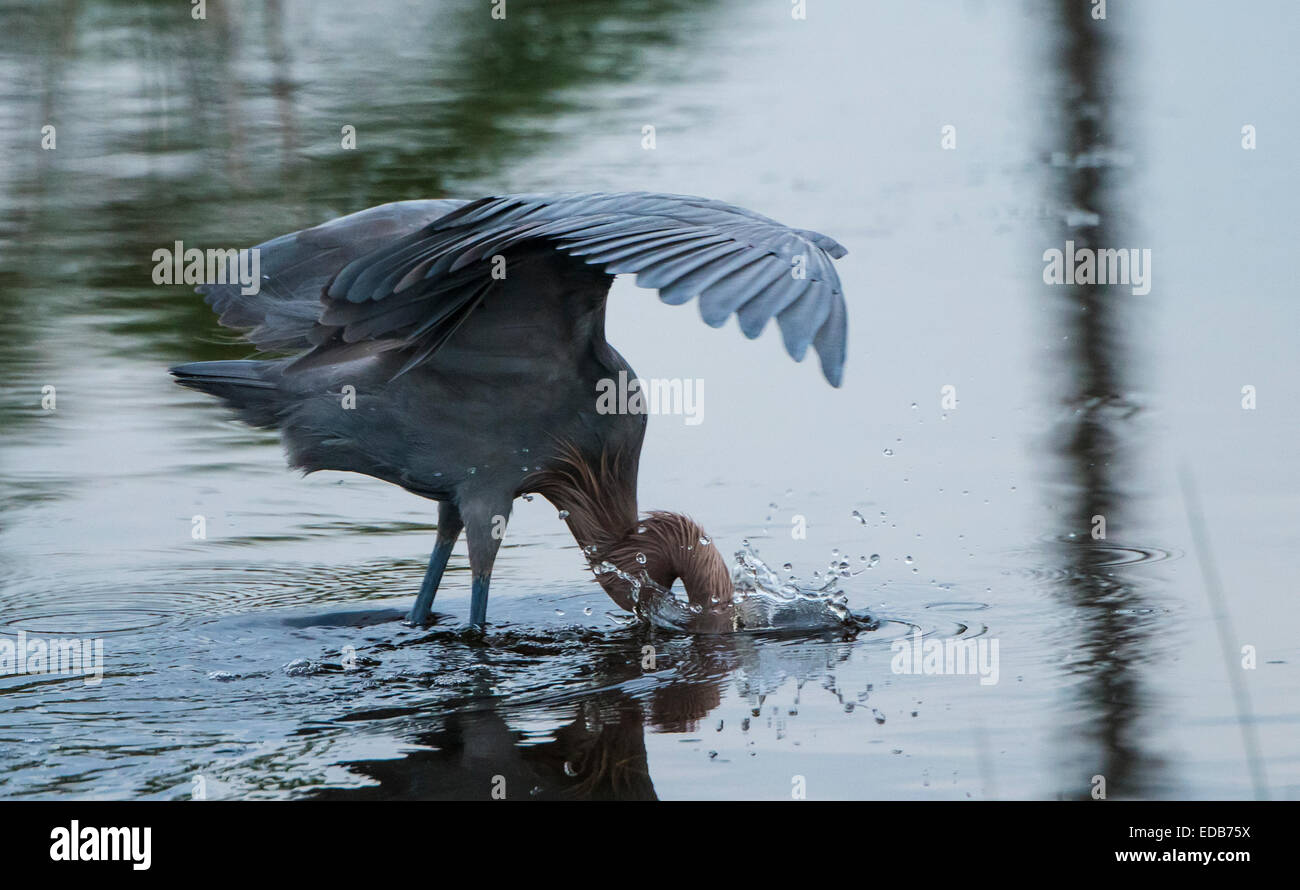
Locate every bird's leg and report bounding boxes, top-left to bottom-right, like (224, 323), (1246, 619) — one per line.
(461, 498), (511, 628)
(407, 501), (464, 625)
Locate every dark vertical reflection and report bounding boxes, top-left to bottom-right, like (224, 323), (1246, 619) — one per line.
(1041, 2), (1165, 798)
(264, 0), (299, 168)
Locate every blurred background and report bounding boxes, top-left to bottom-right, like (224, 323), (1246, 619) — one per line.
(0, 0), (1296, 799)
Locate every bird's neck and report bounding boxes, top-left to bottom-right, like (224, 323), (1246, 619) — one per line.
(525, 442), (732, 611)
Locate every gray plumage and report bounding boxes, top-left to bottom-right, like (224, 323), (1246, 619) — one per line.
(172, 192), (848, 627)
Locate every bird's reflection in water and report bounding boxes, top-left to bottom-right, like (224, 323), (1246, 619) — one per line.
(314, 629), (859, 800)
(316, 692), (658, 801)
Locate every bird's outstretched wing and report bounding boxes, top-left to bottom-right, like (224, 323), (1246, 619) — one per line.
(317, 192), (850, 386)
(197, 199), (467, 351)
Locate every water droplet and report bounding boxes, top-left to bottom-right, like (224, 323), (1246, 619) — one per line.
(699, 535), (711, 546)
(852, 509), (867, 524)
(882, 448), (894, 456)
(904, 555), (914, 564)
(910, 402), (918, 409)
(869, 553), (880, 567)
(467, 466), (477, 474)
(636, 552), (647, 564)
(557, 510), (570, 519)
(783, 563), (793, 571)
(636, 525), (647, 534)
(583, 606), (593, 615)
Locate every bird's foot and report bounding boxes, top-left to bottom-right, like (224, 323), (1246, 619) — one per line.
(453, 621), (488, 642)
(404, 609), (435, 627)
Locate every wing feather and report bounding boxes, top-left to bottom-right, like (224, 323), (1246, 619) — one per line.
(203, 192), (850, 386)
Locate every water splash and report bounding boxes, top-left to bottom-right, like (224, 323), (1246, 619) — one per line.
(620, 541), (875, 635)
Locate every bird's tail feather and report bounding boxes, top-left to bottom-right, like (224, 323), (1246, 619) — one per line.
(170, 360), (283, 428)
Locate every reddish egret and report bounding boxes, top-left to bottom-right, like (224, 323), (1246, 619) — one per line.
(172, 193), (848, 627)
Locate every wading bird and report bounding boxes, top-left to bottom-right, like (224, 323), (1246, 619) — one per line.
(172, 193), (848, 627)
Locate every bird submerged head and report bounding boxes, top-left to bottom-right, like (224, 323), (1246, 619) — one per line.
(595, 511), (733, 613)
(527, 442), (734, 614)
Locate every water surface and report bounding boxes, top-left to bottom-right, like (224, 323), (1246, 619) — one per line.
(0, 0), (1296, 799)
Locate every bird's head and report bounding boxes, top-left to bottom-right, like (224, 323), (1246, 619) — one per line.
(524, 443), (733, 614)
(597, 511), (733, 613)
